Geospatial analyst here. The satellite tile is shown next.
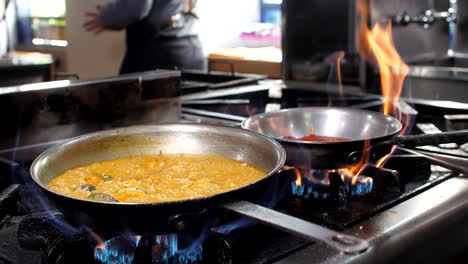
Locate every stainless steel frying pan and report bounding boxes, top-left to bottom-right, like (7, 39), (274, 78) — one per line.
(242, 107), (468, 169)
(30, 124), (368, 254)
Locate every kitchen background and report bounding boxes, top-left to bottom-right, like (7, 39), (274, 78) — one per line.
(1, 1), (468, 263)
(1, 0), (281, 79)
(1, 0), (467, 102)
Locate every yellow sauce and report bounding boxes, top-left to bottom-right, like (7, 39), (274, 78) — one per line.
(47, 154), (266, 203)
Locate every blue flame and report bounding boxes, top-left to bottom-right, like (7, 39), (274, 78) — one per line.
(94, 234), (204, 264)
(292, 182), (319, 199)
(349, 176), (373, 196)
(153, 234), (203, 264)
(95, 236), (141, 264)
(291, 174), (373, 199)
(211, 218), (255, 235)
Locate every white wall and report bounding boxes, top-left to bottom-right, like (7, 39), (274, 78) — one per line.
(0, 0), (16, 55)
(197, 0), (261, 54)
(0, 0), (7, 55)
(65, 0), (125, 80)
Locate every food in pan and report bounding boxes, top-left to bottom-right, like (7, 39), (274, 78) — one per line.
(283, 133), (349, 142)
(47, 154), (266, 203)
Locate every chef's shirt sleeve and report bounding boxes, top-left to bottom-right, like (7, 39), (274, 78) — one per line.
(99, 0), (154, 29)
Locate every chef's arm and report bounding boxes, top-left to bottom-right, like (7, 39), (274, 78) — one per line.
(99, 0), (154, 29)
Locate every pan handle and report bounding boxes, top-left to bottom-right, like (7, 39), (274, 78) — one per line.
(398, 147), (468, 175)
(222, 200), (369, 255)
(347, 130), (468, 166)
(385, 130), (468, 148)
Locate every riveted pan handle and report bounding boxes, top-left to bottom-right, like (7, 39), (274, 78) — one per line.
(382, 130), (468, 148)
(222, 200), (369, 255)
(347, 130), (468, 165)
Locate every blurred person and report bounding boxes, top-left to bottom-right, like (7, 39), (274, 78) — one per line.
(83, 0), (205, 74)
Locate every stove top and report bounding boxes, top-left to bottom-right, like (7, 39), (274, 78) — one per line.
(1, 77), (468, 264)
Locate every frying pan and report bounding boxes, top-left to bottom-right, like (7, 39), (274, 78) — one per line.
(30, 124), (368, 254)
(242, 107), (468, 169)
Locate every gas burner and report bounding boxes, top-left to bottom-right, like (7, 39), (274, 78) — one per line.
(290, 169), (375, 200)
(289, 163), (403, 204)
(276, 153), (435, 229)
(11, 208), (311, 264)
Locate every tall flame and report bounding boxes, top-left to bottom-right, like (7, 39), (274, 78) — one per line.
(335, 51), (345, 97)
(357, 0), (409, 116)
(348, 137), (371, 176)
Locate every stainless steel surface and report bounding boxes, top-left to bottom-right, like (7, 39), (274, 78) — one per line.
(30, 123), (286, 205)
(242, 107), (401, 168)
(405, 97), (468, 110)
(223, 201), (369, 255)
(0, 69), (180, 95)
(0, 70), (182, 149)
(404, 56), (468, 103)
(283, 81), (418, 116)
(392, 8), (457, 27)
(409, 64), (468, 81)
(242, 107), (402, 142)
(275, 175), (468, 264)
(181, 107), (246, 122)
(181, 69), (266, 90)
(445, 114), (468, 120)
(181, 83), (272, 101)
(370, 1), (452, 61)
(182, 99), (250, 105)
(0, 96), (181, 150)
(454, 0), (468, 53)
(180, 114), (242, 127)
(284, 80), (366, 97)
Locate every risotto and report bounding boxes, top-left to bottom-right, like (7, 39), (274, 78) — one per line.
(47, 154), (266, 203)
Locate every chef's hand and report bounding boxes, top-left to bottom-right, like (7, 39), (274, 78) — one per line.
(83, 5), (107, 34)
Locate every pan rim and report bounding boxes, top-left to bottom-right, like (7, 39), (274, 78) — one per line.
(30, 123), (287, 207)
(241, 106), (403, 145)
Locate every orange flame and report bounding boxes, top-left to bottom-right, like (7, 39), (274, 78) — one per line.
(291, 166), (371, 189)
(87, 228), (105, 247)
(282, 166), (303, 187)
(335, 51), (345, 97)
(376, 111), (411, 166)
(357, 175), (373, 185)
(348, 138), (371, 176)
(375, 152), (392, 168)
(357, 0), (409, 116)
(399, 111), (412, 136)
(294, 168), (302, 187)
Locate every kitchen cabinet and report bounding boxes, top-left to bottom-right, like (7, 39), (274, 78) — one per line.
(208, 47), (281, 78)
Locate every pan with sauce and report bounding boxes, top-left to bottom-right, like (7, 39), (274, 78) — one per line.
(48, 154), (266, 203)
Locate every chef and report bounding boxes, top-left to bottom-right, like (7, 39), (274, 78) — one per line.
(83, 0), (206, 74)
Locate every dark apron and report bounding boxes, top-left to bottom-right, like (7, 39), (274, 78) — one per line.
(119, 15), (205, 74)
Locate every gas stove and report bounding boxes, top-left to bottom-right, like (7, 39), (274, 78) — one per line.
(0, 74), (468, 264)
